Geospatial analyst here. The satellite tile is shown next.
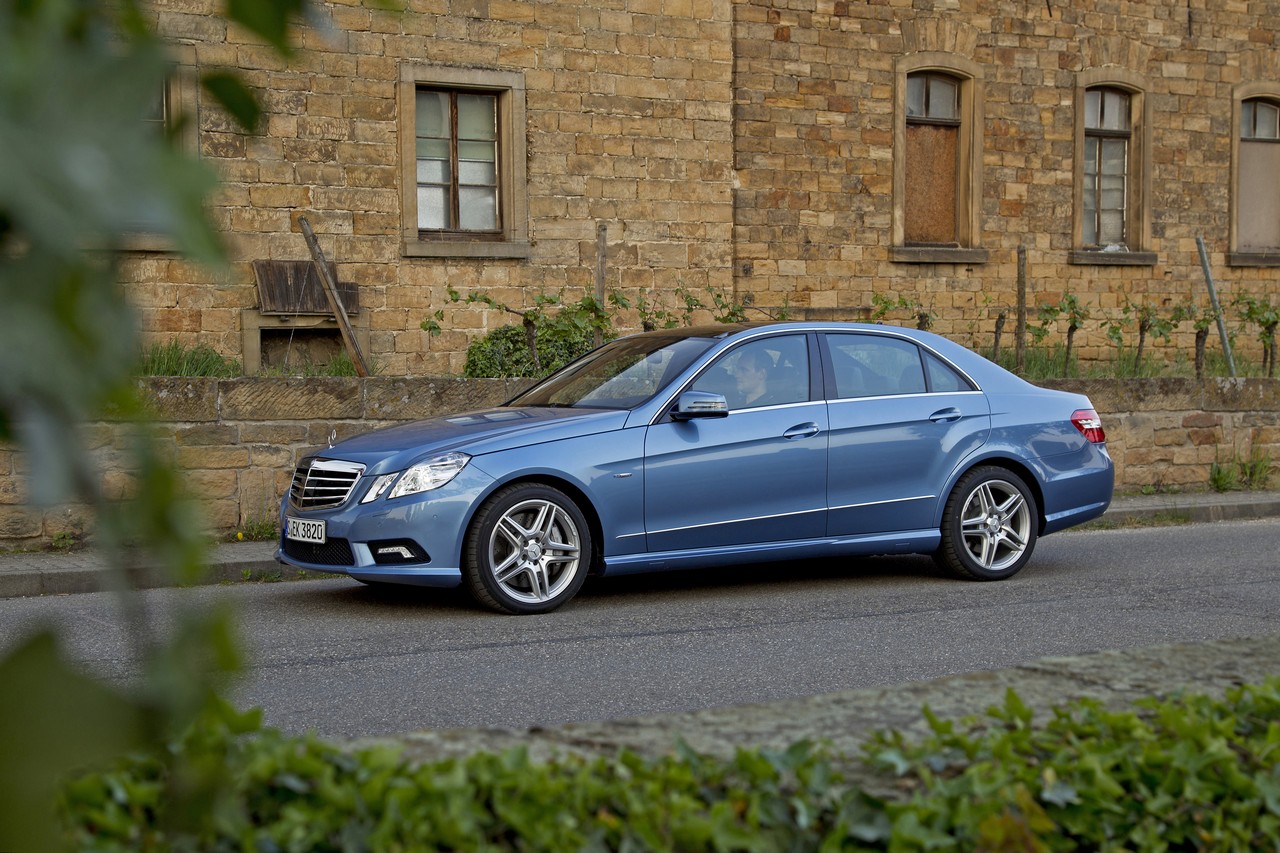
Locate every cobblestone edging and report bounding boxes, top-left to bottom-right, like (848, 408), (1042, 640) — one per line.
(0, 376), (1276, 547)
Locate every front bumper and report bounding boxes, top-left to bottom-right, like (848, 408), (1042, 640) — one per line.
(275, 464), (495, 588)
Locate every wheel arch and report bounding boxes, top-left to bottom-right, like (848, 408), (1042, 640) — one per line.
(471, 474), (607, 575)
(944, 456), (1048, 535)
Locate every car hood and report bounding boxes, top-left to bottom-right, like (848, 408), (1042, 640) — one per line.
(316, 406), (631, 473)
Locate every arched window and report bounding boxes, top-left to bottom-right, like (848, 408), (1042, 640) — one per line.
(1082, 87), (1131, 249)
(904, 72), (962, 246)
(1237, 97), (1280, 255)
(892, 56), (986, 264)
(1072, 72), (1152, 265)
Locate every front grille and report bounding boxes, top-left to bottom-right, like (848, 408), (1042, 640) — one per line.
(290, 458), (365, 510)
(283, 536), (355, 567)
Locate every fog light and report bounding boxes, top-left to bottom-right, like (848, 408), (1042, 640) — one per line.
(370, 539), (429, 565)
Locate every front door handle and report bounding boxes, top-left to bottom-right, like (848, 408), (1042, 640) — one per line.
(929, 407), (962, 423)
(784, 422), (821, 440)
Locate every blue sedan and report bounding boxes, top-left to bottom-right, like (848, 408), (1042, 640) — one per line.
(277, 322), (1113, 613)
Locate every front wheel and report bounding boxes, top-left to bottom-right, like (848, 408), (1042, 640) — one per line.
(934, 467), (1038, 581)
(463, 483), (592, 614)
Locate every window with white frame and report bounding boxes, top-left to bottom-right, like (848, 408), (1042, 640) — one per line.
(126, 71), (196, 250)
(1082, 87), (1131, 249)
(399, 65), (528, 259)
(415, 90), (499, 233)
(1072, 74), (1153, 265)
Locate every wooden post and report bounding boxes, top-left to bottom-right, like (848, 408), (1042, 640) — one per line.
(1196, 236), (1236, 378)
(299, 216), (370, 377)
(1015, 245), (1027, 373)
(594, 221), (607, 349)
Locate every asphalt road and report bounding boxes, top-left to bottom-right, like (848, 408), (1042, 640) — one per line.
(1, 519), (1277, 739)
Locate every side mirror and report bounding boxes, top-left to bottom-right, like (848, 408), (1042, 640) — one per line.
(671, 390), (729, 420)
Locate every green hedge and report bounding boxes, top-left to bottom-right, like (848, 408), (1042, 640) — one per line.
(60, 680), (1280, 851)
(463, 323), (599, 379)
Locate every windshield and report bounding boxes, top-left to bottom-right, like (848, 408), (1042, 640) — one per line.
(509, 334), (719, 409)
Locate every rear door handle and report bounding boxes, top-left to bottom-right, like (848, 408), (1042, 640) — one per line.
(929, 408), (962, 423)
(784, 422), (821, 440)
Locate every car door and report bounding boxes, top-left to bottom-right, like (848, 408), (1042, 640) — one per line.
(643, 334), (829, 553)
(822, 332), (990, 536)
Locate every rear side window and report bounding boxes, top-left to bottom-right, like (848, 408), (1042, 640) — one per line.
(825, 334), (926, 398)
(925, 352), (976, 392)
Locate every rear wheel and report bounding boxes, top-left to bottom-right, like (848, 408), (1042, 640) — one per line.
(463, 483), (592, 614)
(935, 467), (1038, 581)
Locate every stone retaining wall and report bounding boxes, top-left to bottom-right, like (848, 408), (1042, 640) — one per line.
(1, 377), (1276, 548)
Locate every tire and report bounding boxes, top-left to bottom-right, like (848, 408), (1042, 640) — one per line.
(934, 466), (1038, 581)
(463, 483), (592, 614)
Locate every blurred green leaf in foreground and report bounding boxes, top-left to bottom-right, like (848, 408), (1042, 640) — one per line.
(0, 0), (323, 849)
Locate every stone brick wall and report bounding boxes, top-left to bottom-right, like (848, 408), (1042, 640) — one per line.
(134, 0), (736, 376)
(731, 0), (1280, 361)
(0, 377), (525, 548)
(125, 1), (1279, 376)
(1, 377), (1276, 548)
(1055, 377), (1280, 491)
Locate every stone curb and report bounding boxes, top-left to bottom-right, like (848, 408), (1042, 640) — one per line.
(0, 543), (285, 600)
(1097, 495), (1280, 526)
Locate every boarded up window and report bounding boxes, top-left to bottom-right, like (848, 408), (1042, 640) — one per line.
(905, 124), (958, 244)
(1239, 99), (1280, 252)
(904, 72), (961, 246)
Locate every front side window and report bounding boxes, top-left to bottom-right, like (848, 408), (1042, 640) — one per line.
(416, 90), (499, 233)
(1237, 97), (1280, 254)
(904, 72), (961, 246)
(1083, 87), (1131, 248)
(692, 336), (810, 410)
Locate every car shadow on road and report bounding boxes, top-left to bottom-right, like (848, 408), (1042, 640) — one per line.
(263, 554), (952, 615)
(578, 553), (950, 604)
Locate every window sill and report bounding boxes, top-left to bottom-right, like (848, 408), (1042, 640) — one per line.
(1069, 249), (1157, 266)
(891, 247), (989, 265)
(403, 239), (531, 260)
(1227, 252), (1280, 268)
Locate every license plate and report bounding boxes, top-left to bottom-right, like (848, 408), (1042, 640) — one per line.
(286, 517), (326, 544)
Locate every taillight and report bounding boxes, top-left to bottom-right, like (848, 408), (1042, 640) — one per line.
(1071, 409), (1106, 443)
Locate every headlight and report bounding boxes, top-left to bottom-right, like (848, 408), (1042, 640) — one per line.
(360, 474), (397, 504)
(385, 452), (471, 500)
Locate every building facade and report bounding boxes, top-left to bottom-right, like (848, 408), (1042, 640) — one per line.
(133, 0), (1280, 375)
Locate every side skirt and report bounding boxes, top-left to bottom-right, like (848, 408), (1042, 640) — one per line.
(601, 530), (942, 577)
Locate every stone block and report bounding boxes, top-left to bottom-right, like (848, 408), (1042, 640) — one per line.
(219, 378), (364, 421)
(180, 469), (239, 500)
(176, 424), (241, 446)
(365, 378), (531, 421)
(136, 379), (219, 422)
(176, 446), (252, 471)
(0, 506), (43, 538)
